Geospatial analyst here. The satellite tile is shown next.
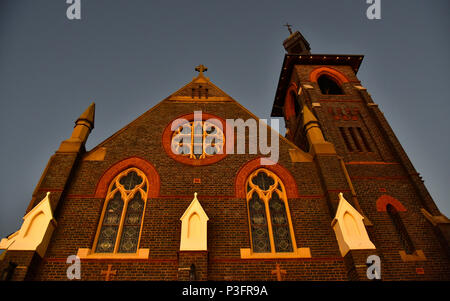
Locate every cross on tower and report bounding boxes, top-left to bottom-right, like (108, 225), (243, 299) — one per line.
(101, 264), (117, 281)
(284, 23), (293, 35)
(195, 64), (208, 75)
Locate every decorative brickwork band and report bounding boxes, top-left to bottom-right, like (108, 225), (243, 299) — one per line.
(94, 157), (160, 198)
(376, 195), (407, 212)
(309, 66), (350, 85)
(235, 157), (299, 198)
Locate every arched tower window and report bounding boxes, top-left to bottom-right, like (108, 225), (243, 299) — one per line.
(386, 204), (415, 254)
(292, 92), (301, 117)
(246, 169), (295, 253)
(94, 168), (148, 254)
(317, 75), (344, 95)
(283, 84), (301, 122)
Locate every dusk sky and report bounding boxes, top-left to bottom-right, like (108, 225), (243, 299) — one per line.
(0, 0), (449, 239)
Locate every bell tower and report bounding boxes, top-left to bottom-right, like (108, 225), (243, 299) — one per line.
(271, 28), (450, 277)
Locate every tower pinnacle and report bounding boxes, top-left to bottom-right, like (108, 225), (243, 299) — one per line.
(57, 102), (96, 153)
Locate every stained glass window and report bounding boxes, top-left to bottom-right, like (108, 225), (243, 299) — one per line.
(249, 192), (271, 253)
(94, 168), (148, 254)
(95, 192), (123, 253)
(118, 193), (145, 253)
(119, 171), (143, 190)
(269, 192), (293, 252)
(171, 120), (224, 159)
(246, 169), (294, 254)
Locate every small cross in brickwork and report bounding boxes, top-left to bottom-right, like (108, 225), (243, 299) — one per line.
(195, 64), (208, 75)
(271, 263), (287, 281)
(101, 264), (117, 281)
(284, 23), (293, 35)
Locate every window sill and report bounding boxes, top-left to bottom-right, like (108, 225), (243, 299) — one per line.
(240, 247), (311, 259)
(76, 248), (150, 260)
(399, 250), (426, 262)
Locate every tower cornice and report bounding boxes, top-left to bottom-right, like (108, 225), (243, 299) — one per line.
(271, 54), (364, 117)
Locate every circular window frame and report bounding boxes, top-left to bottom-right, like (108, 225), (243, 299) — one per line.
(162, 113), (229, 166)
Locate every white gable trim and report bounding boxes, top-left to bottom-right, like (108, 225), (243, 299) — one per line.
(0, 192), (57, 257)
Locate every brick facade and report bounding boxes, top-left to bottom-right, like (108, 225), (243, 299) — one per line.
(1, 35), (449, 281)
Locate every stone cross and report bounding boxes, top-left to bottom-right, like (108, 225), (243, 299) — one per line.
(271, 263), (287, 281)
(101, 264), (117, 281)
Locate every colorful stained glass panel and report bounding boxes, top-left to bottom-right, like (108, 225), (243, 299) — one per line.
(269, 192), (293, 252)
(249, 192), (270, 253)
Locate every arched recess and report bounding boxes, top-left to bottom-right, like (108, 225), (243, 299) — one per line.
(309, 66), (350, 85)
(188, 213), (201, 238)
(94, 156), (160, 198)
(284, 82), (300, 120)
(235, 157), (299, 199)
(376, 195), (407, 212)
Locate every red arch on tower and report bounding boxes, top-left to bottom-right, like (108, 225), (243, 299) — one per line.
(309, 66), (349, 85)
(284, 82), (299, 120)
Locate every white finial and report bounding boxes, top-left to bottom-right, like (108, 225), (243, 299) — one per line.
(46, 191), (51, 197)
(194, 192), (198, 199)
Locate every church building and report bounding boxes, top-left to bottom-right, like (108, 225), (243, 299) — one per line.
(1, 30), (449, 281)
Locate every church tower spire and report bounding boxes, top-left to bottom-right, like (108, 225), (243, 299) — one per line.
(57, 102), (95, 153)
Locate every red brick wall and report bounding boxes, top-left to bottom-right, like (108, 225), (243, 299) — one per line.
(4, 66), (449, 281)
(284, 63), (450, 280)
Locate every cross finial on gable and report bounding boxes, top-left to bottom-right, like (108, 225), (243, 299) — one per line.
(195, 64), (208, 75)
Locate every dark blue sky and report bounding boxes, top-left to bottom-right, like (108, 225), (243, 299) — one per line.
(0, 0), (449, 239)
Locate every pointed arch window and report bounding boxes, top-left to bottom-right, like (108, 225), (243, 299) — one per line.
(246, 169), (295, 253)
(93, 168), (148, 254)
(285, 91), (301, 121)
(318, 75), (344, 95)
(386, 204), (415, 254)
